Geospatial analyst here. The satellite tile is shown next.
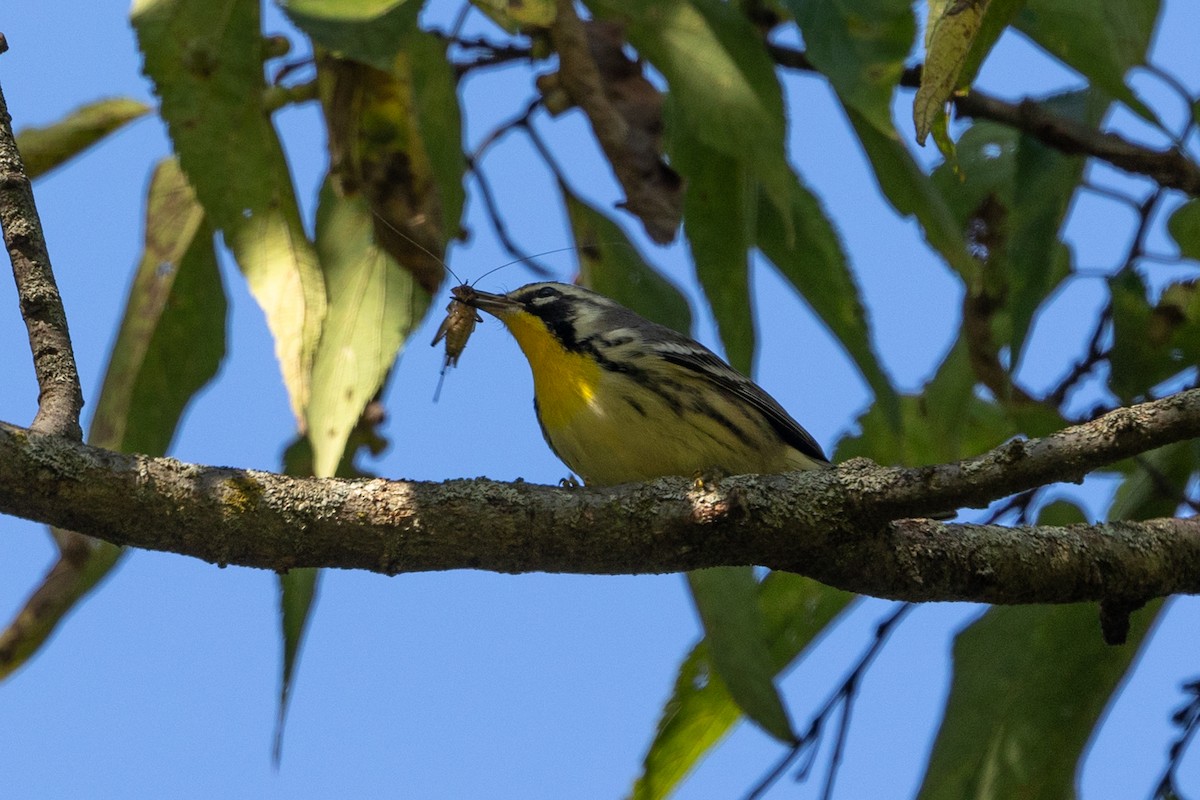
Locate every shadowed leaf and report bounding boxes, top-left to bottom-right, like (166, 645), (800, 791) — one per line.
(564, 185), (691, 335)
(632, 575), (853, 800)
(686, 568), (795, 744)
(16, 97), (149, 179)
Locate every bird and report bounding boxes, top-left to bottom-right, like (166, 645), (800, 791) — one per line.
(463, 281), (828, 486)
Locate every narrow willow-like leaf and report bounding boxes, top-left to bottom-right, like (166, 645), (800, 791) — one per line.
(308, 181), (428, 479)
(274, 567), (320, 765)
(1016, 0), (1160, 122)
(134, 0), (327, 426)
(685, 569), (796, 745)
(787, 0), (915, 135)
(920, 435), (1191, 800)
(1006, 91), (1106, 371)
(915, 0), (989, 146)
(406, 30), (467, 242)
(757, 172), (901, 432)
(673, 137), (755, 374)
(844, 109), (977, 280)
(16, 97), (149, 179)
(632, 575), (854, 800)
(916, 602), (1160, 800)
(0, 158), (224, 680)
(563, 185), (691, 335)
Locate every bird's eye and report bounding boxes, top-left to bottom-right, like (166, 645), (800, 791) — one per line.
(534, 286), (559, 299)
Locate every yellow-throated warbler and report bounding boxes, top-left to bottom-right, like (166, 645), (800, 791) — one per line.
(464, 282), (828, 486)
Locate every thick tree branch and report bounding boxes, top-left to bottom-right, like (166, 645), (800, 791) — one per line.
(1, 389), (1198, 604)
(767, 43), (1200, 197)
(0, 44), (84, 440)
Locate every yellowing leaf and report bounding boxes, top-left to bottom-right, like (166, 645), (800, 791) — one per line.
(16, 97), (149, 179)
(307, 182), (429, 478)
(134, 0), (328, 426)
(915, 0), (990, 146)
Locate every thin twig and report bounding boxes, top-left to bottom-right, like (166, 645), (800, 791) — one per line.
(767, 43), (1200, 197)
(745, 605), (914, 800)
(0, 51), (84, 439)
(1153, 679), (1200, 800)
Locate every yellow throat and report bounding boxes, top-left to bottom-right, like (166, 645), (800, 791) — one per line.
(500, 309), (601, 430)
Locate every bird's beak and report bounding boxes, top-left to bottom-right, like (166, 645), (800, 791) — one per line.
(458, 286), (518, 319)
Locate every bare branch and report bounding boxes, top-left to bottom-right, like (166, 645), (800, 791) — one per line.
(0, 61), (84, 439)
(1, 389), (1199, 604)
(767, 44), (1200, 197)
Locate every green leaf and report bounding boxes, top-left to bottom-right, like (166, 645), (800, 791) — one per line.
(563, 186), (692, 335)
(1167, 199), (1200, 261)
(1108, 270), (1188, 402)
(470, 0), (556, 29)
(632, 574), (853, 800)
(589, 0), (795, 231)
(15, 97), (149, 179)
(685, 569), (795, 744)
(1109, 441), (1200, 521)
(93, 158), (226, 454)
(406, 30), (467, 242)
(274, 567), (320, 765)
(916, 602), (1161, 800)
(1, 158), (225, 681)
(787, 0), (915, 134)
(757, 172), (900, 432)
(1035, 498), (1087, 526)
(307, 181), (429, 479)
(845, 109), (977, 279)
(278, 0), (421, 71)
(915, 0), (990, 146)
(674, 139), (755, 374)
(1006, 91), (1103, 371)
(1016, 0), (1160, 122)
(931, 121), (1017, 230)
(134, 0), (328, 427)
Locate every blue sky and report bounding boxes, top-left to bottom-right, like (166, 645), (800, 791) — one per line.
(1, 1), (1198, 798)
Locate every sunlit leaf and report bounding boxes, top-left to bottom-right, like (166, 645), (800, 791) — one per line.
(307, 181), (429, 478)
(563, 186), (691, 335)
(632, 575), (853, 800)
(757, 171), (900, 432)
(134, 0), (327, 426)
(1015, 0), (1160, 121)
(16, 97), (149, 179)
(470, 0), (556, 30)
(917, 602), (1161, 800)
(787, 0), (915, 134)
(915, 0), (989, 146)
